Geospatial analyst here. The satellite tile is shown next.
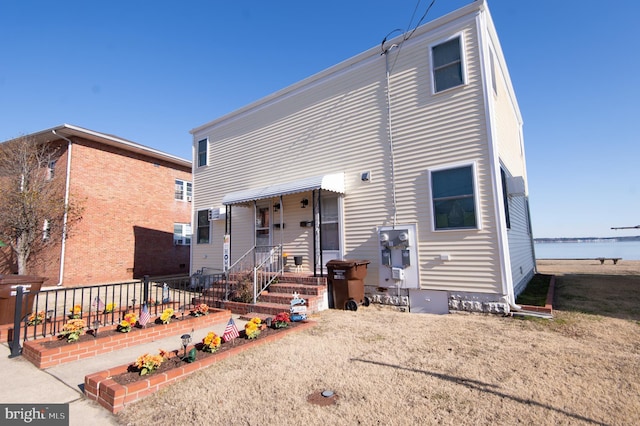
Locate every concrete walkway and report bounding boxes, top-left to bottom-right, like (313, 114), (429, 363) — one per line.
(0, 316), (248, 425)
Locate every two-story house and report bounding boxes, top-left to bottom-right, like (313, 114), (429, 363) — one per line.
(190, 0), (535, 314)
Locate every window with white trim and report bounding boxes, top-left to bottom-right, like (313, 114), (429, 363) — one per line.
(175, 179), (192, 201)
(47, 160), (56, 180)
(43, 219), (51, 241)
(431, 165), (477, 230)
(320, 195), (340, 251)
(197, 138), (208, 167)
(432, 36), (464, 93)
(196, 210), (210, 244)
(173, 223), (192, 245)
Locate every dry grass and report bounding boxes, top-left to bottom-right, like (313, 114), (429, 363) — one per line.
(117, 260), (640, 425)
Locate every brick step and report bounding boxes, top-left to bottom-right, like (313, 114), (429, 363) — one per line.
(269, 282), (325, 296)
(222, 300), (292, 317)
(258, 291), (314, 305)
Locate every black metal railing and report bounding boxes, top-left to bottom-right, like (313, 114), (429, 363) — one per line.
(14, 272), (224, 345)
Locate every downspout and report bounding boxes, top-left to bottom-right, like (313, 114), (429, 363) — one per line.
(52, 130), (72, 286)
(383, 46), (399, 228)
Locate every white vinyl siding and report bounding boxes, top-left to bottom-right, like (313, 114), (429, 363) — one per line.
(190, 2), (530, 298)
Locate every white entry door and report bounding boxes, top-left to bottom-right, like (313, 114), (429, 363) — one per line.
(318, 195), (341, 270)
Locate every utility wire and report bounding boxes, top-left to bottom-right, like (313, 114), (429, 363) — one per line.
(383, 0), (437, 74)
(404, 0), (437, 43)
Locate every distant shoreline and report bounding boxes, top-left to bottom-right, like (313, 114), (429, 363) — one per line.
(534, 236), (640, 243)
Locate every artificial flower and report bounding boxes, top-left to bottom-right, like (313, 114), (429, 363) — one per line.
(202, 331), (221, 353)
(160, 308), (174, 324)
(27, 311), (45, 326)
(134, 350), (167, 375)
(59, 318), (86, 342)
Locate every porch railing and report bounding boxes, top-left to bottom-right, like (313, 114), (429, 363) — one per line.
(226, 245), (284, 304)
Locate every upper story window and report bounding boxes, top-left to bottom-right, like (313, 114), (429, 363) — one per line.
(432, 36), (464, 93)
(46, 160), (56, 180)
(175, 179), (192, 201)
(431, 164), (477, 230)
(197, 138), (208, 167)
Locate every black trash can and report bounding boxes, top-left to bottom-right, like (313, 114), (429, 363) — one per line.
(326, 260), (370, 311)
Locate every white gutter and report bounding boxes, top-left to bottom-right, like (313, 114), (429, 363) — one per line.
(52, 130), (72, 286)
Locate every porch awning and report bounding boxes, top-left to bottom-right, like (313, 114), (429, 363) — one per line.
(222, 172), (345, 206)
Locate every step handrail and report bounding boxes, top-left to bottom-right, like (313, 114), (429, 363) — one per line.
(225, 244), (284, 303)
(253, 245), (284, 304)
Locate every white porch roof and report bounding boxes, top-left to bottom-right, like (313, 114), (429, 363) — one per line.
(222, 172), (344, 206)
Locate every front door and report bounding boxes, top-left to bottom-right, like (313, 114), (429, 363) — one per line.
(317, 195), (341, 271)
(255, 203), (270, 247)
(255, 203), (272, 266)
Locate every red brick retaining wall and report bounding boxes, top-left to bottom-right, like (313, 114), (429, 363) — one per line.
(22, 309), (231, 369)
(85, 321), (315, 413)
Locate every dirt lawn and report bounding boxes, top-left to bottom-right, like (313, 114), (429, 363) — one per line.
(117, 260), (640, 425)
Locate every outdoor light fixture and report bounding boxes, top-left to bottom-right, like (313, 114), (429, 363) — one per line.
(274, 202), (280, 211)
(181, 333), (192, 359)
(300, 198), (308, 208)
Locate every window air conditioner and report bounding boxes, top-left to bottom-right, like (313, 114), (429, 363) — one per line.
(208, 207), (226, 221)
(506, 176), (525, 196)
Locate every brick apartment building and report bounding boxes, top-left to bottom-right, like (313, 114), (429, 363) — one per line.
(0, 124), (192, 287)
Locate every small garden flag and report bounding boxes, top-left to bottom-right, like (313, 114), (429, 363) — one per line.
(139, 304), (150, 327)
(93, 296), (105, 311)
(223, 318), (239, 342)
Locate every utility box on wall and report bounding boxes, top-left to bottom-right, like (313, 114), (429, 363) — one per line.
(377, 224), (419, 289)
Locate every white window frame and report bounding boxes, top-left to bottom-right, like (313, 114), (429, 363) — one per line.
(42, 219), (51, 241)
(175, 179), (192, 202)
(430, 33), (467, 94)
(173, 223), (192, 245)
(196, 209), (211, 244)
(197, 138), (208, 168)
(47, 160), (56, 181)
(429, 162), (480, 231)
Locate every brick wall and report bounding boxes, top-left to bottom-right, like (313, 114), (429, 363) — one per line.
(29, 137), (192, 286)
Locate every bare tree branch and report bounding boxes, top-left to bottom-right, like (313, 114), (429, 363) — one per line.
(0, 135), (83, 275)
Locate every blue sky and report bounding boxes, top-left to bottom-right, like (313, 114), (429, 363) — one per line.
(1, 1), (638, 239)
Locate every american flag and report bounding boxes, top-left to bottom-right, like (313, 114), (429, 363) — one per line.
(139, 304), (150, 327)
(222, 318), (239, 342)
(93, 296), (105, 311)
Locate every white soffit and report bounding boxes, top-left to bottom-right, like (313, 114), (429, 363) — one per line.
(222, 172), (344, 206)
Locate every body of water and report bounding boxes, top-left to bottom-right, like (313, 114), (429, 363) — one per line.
(534, 240), (640, 261)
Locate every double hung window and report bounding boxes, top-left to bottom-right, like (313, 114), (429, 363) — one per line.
(196, 210), (210, 244)
(173, 223), (192, 245)
(431, 165), (477, 230)
(175, 179), (192, 201)
(432, 36), (464, 93)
